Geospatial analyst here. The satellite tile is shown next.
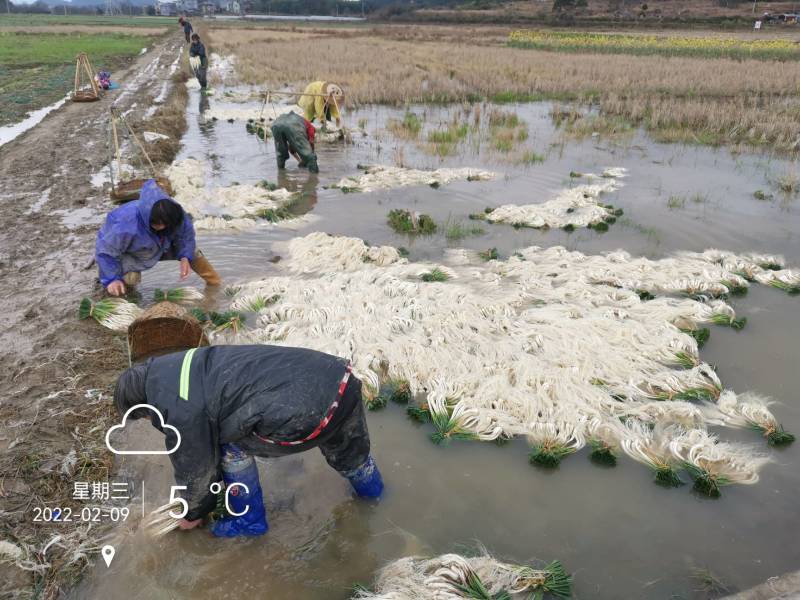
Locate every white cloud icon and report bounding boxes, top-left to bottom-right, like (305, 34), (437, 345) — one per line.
(105, 404), (182, 455)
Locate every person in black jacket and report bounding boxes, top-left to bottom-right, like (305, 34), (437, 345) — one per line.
(178, 17), (193, 43)
(113, 345), (384, 538)
(188, 33), (208, 90)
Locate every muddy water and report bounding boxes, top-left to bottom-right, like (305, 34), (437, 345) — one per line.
(75, 91), (800, 599)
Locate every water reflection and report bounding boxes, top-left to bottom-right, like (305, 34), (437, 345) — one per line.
(75, 85), (800, 600)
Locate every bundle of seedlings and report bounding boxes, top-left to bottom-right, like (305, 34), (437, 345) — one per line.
(229, 292), (281, 313)
(620, 421), (686, 487)
(226, 232), (795, 494)
(332, 164), (495, 194)
(153, 286), (204, 305)
(586, 418), (624, 466)
(191, 309), (246, 334)
(527, 416), (586, 468)
(711, 391), (796, 447)
(78, 297), (143, 332)
(419, 268), (451, 282)
(353, 553), (572, 600)
(388, 209), (438, 235)
(481, 168), (626, 230)
(143, 498), (183, 537)
(668, 428), (770, 497)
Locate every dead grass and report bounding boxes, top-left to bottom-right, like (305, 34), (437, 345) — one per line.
(415, 0), (800, 23)
(208, 24), (800, 151)
(0, 344), (127, 600)
(137, 70), (189, 166)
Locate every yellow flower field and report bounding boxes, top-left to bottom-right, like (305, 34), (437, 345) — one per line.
(509, 30), (800, 61)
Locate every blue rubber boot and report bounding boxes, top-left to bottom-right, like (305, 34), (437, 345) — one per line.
(343, 455), (384, 498)
(211, 444), (268, 538)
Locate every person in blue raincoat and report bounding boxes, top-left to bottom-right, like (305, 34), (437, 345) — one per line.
(95, 179), (220, 296)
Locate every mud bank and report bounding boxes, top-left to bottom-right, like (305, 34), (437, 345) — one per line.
(0, 34), (190, 599)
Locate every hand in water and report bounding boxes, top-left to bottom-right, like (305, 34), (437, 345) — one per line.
(107, 280), (126, 296)
(179, 518), (202, 530)
(179, 257), (191, 280)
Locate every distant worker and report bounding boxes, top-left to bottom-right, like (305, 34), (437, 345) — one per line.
(178, 17), (193, 43)
(271, 111), (319, 174)
(299, 81), (344, 129)
(95, 179), (221, 296)
(113, 344), (385, 537)
(188, 33), (208, 91)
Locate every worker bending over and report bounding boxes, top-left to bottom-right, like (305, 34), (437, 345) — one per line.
(299, 81), (344, 129)
(95, 179), (220, 296)
(114, 345), (384, 537)
(188, 33), (208, 91)
(271, 111), (319, 174)
(178, 17), (192, 43)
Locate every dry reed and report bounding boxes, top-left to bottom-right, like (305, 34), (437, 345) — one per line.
(207, 24), (800, 150)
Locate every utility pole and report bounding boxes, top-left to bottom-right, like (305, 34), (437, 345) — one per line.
(361, 0), (365, 18)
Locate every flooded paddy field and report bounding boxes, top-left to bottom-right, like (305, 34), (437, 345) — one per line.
(75, 82), (800, 600)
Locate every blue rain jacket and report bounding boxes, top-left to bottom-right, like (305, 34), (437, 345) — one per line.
(95, 179), (196, 287)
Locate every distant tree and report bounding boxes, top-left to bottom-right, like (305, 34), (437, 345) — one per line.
(28, 0), (51, 12)
(553, 0), (587, 11)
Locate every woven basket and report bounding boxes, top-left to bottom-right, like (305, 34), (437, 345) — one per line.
(72, 90), (100, 103)
(111, 177), (174, 203)
(127, 302), (208, 362)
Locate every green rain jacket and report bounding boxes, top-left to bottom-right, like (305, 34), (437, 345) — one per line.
(271, 112), (319, 173)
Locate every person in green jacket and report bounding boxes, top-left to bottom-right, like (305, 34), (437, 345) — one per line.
(271, 112), (319, 174)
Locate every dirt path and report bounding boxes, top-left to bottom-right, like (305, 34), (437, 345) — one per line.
(0, 35), (186, 599)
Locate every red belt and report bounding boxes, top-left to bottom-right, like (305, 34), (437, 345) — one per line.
(253, 365), (352, 447)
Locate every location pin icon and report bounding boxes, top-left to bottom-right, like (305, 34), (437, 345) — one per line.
(101, 545), (115, 568)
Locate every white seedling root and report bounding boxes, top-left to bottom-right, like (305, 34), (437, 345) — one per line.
(92, 298), (143, 332)
(669, 428), (770, 485)
(166, 159), (306, 231)
(142, 500), (183, 538)
(156, 286), (205, 305)
(332, 164), (495, 193)
(487, 168), (626, 228)
(353, 553), (562, 600)
(224, 232), (795, 489)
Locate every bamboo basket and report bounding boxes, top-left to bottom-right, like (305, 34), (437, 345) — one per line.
(127, 302), (208, 362)
(111, 176), (174, 203)
(72, 90), (101, 103)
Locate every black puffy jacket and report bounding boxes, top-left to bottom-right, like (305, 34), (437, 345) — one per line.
(114, 345), (350, 519)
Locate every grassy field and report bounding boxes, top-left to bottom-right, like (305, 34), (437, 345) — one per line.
(0, 14), (174, 28)
(208, 23), (800, 151)
(0, 31), (156, 127)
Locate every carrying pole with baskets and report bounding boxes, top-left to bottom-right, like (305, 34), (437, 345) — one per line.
(72, 53), (101, 102)
(107, 107), (173, 203)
